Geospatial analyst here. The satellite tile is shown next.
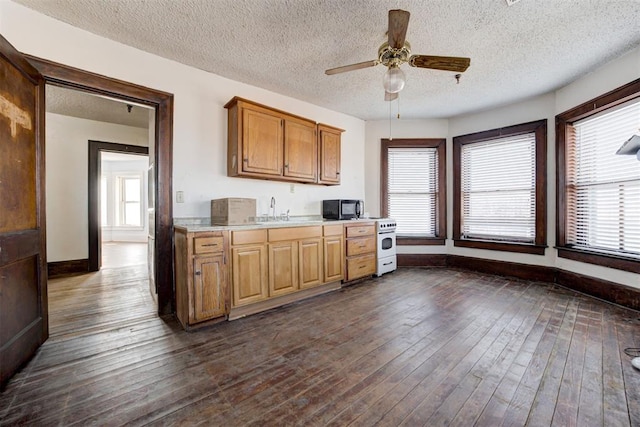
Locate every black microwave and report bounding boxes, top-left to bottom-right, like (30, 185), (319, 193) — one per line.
(322, 199), (364, 220)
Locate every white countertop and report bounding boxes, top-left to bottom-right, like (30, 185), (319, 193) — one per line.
(173, 217), (378, 232)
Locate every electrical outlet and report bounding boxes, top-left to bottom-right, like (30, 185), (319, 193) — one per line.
(176, 191), (184, 203)
(290, 184), (295, 194)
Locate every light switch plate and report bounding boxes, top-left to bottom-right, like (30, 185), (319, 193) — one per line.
(176, 191), (184, 203)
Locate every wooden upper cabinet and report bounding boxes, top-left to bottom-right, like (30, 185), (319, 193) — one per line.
(242, 106), (283, 176)
(318, 124), (343, 185)
(225, 97), (341, 185)
(284, 118), (317, 182)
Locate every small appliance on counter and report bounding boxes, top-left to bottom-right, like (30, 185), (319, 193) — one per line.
(322, 199), (364, 220)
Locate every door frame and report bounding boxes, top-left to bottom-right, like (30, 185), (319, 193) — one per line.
(25, 55), (175, 316)
(88, 141), (149, 271)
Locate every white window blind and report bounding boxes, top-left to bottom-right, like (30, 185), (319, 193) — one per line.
(461, 134), (536, 242)
(567, 99), (640, 257)
(387, 147), (439, 237)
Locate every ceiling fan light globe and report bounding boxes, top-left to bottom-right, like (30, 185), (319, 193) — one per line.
(383, 67), (406, 93)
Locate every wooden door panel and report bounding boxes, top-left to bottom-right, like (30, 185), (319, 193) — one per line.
(0, 56), (37, 232)
(323, 237), (344, 283)
(193, 255), (225, 321)
(284, 120), (316, 181)
(0, 33), (47, 388)
(242, 108), (282, 176)
(299, 239), (322, 288)
(232, 245), (268, 306)
(268, 242), (298, 296)
(319, 128), (341, 184)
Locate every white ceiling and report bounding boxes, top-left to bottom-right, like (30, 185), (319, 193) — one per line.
(16, 0), (640, 121)
(46, 85), (151, 128)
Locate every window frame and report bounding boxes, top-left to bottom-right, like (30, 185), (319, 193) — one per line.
(556, 78), (640, 273)
(117, 174), (144, 227)
(381, 138), (446, 245)
(453, 119), (548, 254)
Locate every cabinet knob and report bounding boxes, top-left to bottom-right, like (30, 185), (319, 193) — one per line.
(195, 271), (201, 276)
(243, 158), (248, 163)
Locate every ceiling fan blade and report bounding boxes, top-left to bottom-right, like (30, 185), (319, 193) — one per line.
(385, 91), (398, 102)
(388, 9), (410, 49)
(409, 55), (471, 72)
(325, 60), (378, 75)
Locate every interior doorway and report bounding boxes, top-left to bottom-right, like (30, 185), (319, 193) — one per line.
(26, 54), (175, 316)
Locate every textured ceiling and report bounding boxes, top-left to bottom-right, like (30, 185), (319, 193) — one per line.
(16, 0), (640, 121)
(46, 85), (150, 128)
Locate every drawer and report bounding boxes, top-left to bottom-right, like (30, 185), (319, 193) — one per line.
(346, 254), (376, 281)
(232, 229), (267, 245)
(323, 224), (344, 237)
(268, 226), (322, 242)
(346, 236), (376, 256)
(345, 224), (375, 238)
(194, 236), (224, 254)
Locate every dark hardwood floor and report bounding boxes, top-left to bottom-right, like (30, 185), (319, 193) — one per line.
(1, 265), (639, 426)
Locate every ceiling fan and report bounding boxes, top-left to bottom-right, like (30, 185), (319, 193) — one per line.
(325, 9), (471, 101)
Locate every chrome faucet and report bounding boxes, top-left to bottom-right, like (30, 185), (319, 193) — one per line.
(270, 196), (276, 220)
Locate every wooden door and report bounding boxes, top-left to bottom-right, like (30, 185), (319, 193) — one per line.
(268, 241), (298, 296)
(193, 255), (226, 322)
(242, 106), (282, 176)
(299, 238), (322, 288)
(231, 245), (268, 307)
(323, 237), (344, 282)
(318, 125), (342, 184)
(284, 118), (316, 182)
(0, 34), (47, 388)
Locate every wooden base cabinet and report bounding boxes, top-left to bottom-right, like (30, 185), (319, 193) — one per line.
(344, 222), (376, 282)
(231, 229), (268, 307)
(174, 229), (229, 329)
(269, 241), (299, 296)
(323, 224), (344, 283)
(299, 238), (323, 289)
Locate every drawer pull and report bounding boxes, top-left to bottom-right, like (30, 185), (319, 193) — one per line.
(203, 243), (219, 247)
(359, 265), (366, 269)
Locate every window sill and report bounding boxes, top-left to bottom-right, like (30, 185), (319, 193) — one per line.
(454, 239), (546, 255)
(397, 237), (445, 246)
(557, 247), (640, 274)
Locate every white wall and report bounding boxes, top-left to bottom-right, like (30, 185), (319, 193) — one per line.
(0, 1), (366, 223)
(45, 113), (148, 262)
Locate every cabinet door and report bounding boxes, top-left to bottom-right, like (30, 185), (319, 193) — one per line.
(269, 241), (299, 296)
(299, 238), (323, 289)
(242, 107), (283, 176)
(193, 255), (227, 322)
(318, 127), (341, 184)
(284, 119), (317, 181)
(323, 236), (344, 283)
(232, 245), (268, 306)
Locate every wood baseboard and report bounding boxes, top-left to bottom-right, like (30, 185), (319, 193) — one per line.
(47, 259), (89, 278)
(556, 269), (640, 311)
(447, 255), (556, 283)
(397, 253), (447, 267)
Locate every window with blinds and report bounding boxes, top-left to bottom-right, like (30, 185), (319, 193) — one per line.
(461, 133), (536, 242)
(387, 147), (439, 237)
(566, 98), (640, 257)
